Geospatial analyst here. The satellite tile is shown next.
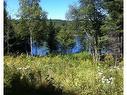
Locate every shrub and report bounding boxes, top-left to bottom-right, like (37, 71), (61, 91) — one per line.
(104, 53), (114, 66)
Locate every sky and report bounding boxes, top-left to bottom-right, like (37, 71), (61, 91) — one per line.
(6, 0), (78, 20)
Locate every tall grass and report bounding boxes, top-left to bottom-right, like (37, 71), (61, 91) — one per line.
(4, 52), (123, 95)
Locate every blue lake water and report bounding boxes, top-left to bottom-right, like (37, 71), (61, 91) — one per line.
(32, 36), (110, 56)
(32, 37), (83, 56)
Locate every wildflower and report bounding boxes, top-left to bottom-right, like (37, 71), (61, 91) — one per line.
(102, 79), (105, 83)
(98, 72), (103, 76)
(17, 66), (30, 70)
(17, 68), (22, 70)
(109, 68), (114, 72)
(117, 67), (120, 70)
(107, 80), (110, 84)
(109, 77), (113, 81)
(24, 66), (30, 70)
(101, 76), (106, 83)
(101, 76), (114, 84)
(109, 77), (114, 84)
(106, 79), (110, 84)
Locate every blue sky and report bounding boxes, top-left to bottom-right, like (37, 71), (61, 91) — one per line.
(6, 0), (78, 20)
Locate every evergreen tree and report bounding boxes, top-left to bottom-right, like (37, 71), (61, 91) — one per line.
(47, 19), (58, 54)
(101, 0), (123, 64)
(56, 22), (75, 53)
(4, 1), (16, 55)
(13, 19), (30, 54)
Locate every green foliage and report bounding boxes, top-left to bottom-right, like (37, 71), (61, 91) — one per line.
(47, 19), (58, 53)
(32, 18), (48, 44)
(70, 0), (105, 61)
(19, 0), (42, 19)
(101, 0), (123, 62)
(4, 0), (123, 62)
(47, 19), (67, 27)
(56, 23), (75, 52)
(4, 2), (17, 55)
(4, 1), (14, 54)
(104, 53), (114, 66)
(4, 52), (123, 95)
(15, 19), (29, 38)
(18, 0), (48, 55)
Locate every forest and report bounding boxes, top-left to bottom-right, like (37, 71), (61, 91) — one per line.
(4, 0), (123, 95)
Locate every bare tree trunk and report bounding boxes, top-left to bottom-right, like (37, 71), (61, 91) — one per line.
(95, 46), (98, 62)
(30, 29), (33, 56)
(25, 40), (29, 56)
(121, 34), (123, 58)
(7, 24), (9, 54)
(94, 32), (99, 63)
(35, 42), (38, 55)
(119, 32), (123, 58)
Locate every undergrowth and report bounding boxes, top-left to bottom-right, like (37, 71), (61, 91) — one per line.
(4, 52), (123, 95)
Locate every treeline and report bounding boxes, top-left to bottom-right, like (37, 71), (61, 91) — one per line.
(4, 0), (123, 63)
(65, 0), (123, 63)
(4, 0), (60, 55)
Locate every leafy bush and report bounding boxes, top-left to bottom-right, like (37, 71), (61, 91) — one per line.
(104, 53), (114, 66)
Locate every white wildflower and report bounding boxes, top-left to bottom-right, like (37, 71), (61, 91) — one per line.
(101, 76), (106, 83)
(109, 68), (114, 72)
(113, 66), (117, 69)
(98, 72), (103, 76)
(109, 77), (113, 81)
(102, 76), (105, 79)
(102, 78), (105, 83)
(117, 67), (120, 70)
(17, 68), (22, 70)
(106, 79), (110, 84)
(105, 79), (110, 84)
(24, 66), (30, 70)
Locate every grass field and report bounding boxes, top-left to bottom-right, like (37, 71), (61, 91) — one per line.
(4, 52), (123, 95)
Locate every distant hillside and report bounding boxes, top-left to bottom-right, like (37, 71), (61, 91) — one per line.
(47, 19), (71, 27)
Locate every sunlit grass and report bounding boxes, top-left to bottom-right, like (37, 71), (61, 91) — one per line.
(4, 52), (123, 95)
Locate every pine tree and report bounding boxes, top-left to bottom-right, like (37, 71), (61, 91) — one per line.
(101, 0), (123, 64)
(4, 1), (16, 54)
(47, 19), (58, 54)
(56, 22), (75, 54)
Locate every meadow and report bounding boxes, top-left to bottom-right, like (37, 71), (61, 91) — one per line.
(4, 52), (123, 95)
